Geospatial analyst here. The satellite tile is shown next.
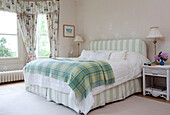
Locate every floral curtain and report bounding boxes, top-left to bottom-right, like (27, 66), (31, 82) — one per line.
(46, 12), (59, 58)
(17, 13), (38, 63)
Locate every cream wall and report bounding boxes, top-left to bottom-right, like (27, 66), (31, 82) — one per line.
(76, 0), (170, 63)
(59, 0), (77, 57)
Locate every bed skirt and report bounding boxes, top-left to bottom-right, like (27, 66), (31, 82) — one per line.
(26, 77), (141, 114)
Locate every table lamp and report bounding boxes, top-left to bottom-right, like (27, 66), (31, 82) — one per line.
(74, 35), (83, 56)
(146, 27), (164, 63)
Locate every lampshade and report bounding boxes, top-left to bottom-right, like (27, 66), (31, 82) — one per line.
(146, 27), (164, 39)
(74, 35), (83, 42)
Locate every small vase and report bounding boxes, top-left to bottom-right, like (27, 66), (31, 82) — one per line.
(160, 59), (164, 66)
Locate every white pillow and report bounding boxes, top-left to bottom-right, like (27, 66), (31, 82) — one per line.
(126, 52), (150, 63)
(109, 51), (127, 61)
(126, 52), (150, 75)
(88, 51), (111, 60)
(79, 50), (94, 59)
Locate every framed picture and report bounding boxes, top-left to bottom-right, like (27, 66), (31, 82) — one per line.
(63, 25), (75, 38)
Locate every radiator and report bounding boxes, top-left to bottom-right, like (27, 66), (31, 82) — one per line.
(0, 70), (24, 83)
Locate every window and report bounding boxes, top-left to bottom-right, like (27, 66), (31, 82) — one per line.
(0, 11), (18, 58)
(37, 14), (50, 57)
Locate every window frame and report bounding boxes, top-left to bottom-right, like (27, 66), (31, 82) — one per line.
(0, 11), (19, 60)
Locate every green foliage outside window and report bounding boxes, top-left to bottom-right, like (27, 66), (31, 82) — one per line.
(38, 15), (48, 35)
(0, 37), (14, 57)
(37, 15), (50, 57)
(38, 36), (50, 57)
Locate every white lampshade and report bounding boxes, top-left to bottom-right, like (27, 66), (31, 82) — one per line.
(74, 35), (83, 42)
(146, 27), (164, 39)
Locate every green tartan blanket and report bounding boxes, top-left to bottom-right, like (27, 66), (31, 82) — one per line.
(24, 58), (115, 101)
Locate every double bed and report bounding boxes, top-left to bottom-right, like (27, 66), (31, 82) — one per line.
(24, 39), (149, 114)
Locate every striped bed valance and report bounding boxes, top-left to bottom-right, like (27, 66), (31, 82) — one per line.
(88, 39), (147, 57)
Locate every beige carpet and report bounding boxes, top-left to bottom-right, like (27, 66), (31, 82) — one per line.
(0, 90), (170, 115)
(0, 82), (24, 95)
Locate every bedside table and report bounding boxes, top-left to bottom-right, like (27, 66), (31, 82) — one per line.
(143, 65), (170, 100)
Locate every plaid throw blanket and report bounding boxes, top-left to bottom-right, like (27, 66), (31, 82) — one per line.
(24, 58), (115, 101)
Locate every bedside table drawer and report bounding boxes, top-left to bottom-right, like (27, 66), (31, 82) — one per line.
(145, 68), (166, 75)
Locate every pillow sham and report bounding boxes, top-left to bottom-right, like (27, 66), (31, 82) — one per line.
(126, 52), (150, 75)
(126, 52), (150, 63)
(88, 51), (111, 60)
(109, 50), (127, 61)
(79, 50), (94, 59)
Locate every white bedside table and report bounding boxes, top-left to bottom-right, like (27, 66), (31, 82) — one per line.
(143, 65), (170, 100)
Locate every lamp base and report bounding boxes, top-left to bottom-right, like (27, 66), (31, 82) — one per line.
(77, 43), (80, 56)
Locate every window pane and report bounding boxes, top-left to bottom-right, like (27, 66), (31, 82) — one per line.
(0, 11), (17, 34)
(0, 35), (18, 57)
(37, 14), (50, 57)
(38, 35), (50, 57)
(38, 15), (48, 35)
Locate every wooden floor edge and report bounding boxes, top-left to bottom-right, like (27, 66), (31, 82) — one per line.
(136, 93), (170, 104)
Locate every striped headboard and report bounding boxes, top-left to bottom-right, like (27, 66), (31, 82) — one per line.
(88, 39), (147, 57)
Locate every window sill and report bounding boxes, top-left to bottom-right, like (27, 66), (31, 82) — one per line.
(0, 57), (19, 60)
(0, 57), (24, 64)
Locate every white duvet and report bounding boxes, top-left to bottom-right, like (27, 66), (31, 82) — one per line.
(70, 52), (149, 92)
(24, 52), (149, 114)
